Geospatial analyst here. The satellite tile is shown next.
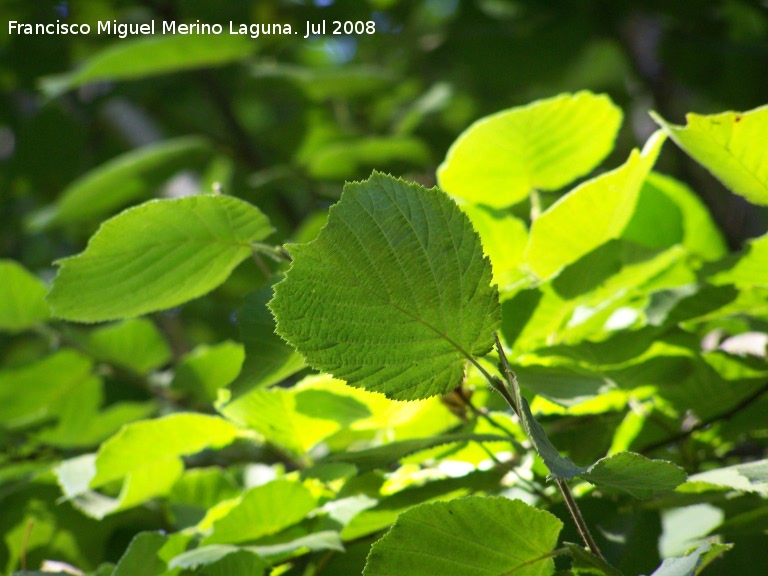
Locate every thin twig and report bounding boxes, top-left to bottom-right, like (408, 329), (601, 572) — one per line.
(556, 478), (605, 561)
(639, 380), (768, 454)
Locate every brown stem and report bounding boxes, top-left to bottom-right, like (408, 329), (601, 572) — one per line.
(557, 478), (605, 561)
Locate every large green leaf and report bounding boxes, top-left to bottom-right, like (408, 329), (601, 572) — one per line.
(579, 452), (687, 499)
(524, 130), (666, 280)
(363, 497), (562, 576)
(437, 91), (622, 208)
(26, 137), (212, 231)
(0, 260), (50, 332)
(47, 195), (273, 322)
(652, 105), (768, 206)
(270, 172), (500, 401)
(40, 34), (256, 97)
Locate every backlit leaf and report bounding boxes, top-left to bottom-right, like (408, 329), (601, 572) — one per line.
(47, 195), (273, 322)
(524, 130), (666, 280)
(437, 91), (622, 208)
(652, 105), (768, 206)
(270, 172), (500, 400)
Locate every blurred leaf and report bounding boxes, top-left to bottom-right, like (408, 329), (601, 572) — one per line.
(26, 137), (212, 231)
(566, 543), (624, 576)
(47, 195), (273, 322)
(0, 350), (92, 428)
(171, 341), (245, 404)
(75, 318), (171, 375)
(524, 130), (666, 280)
(707, 233), (768, 288)
(652, 105), (768, 206)
(363, 497), (562, 576)
(202, 479), (316, 545)
(228, 286), (304, 398)
(438, 91), (622, 208)
(248, 530), (344, 562)
(0, 260), (50, 332)
(251, 63), (393, 100)
(579, 452), (687, 499)
(649, 542), (725, 576)
(170, 546), (268, 575)
(323, 433), (510, 472)
(687, 459), (768, 495)
(111, 531), (167, 576)
(41, 34), (256, 97)
(305, 136), (430, 180)
(270, 172), (500, 401)
(90, 413), (239, 488)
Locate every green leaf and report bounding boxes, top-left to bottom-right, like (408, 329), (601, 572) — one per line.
(460, 205), (529, 291)
(306, 136), (431, 180)
(202, 479), (317, 545)
(579, 452), (687, 499)
(111, 531), (168, 576)
(170, 546), (268, 575)
(437, 91), (622, 208)
(707, 233), (768, 288)
(270, 171), (500, 401)
(524, 130), (666, 280)
(91, 413), (240, 487)
(171, 341), (245, 404)
(565, 543), (624, 576)
(228, 286), (304, 398)
(324, 433), (511, 472)
(0, 260), (50, 332)
(0, 350), (93, 428)
(248, 530), (345, 562)
(47, 195), (273, 322)
(251, 63), (393, 101)
(649, 543), (719, 576)
(363, 497), (562, 576)
(220, 380), (371, 456)
(651, 105), (768, 206)
(26, 137), (212, 231)
(687, 459), (768, 495)
(622, 172), (727, 260)
(40, 34), (256, 97)
(76, 318), (172, 375)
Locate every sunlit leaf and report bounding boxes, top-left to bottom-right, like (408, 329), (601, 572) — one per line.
(363, 497), (562, 576)
(707, 233), (768, 288)
(270, 172), (500, 400)
(524, 130), (666, 280)
(652, 105), (768, 206)
(171, 341), (245, 404)
(438, 91), (622, 208)
(48, 195), (273, 322)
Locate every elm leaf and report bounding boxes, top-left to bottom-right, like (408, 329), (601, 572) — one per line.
(270, 172), (500, 401)
(47, 195), (273, 322)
